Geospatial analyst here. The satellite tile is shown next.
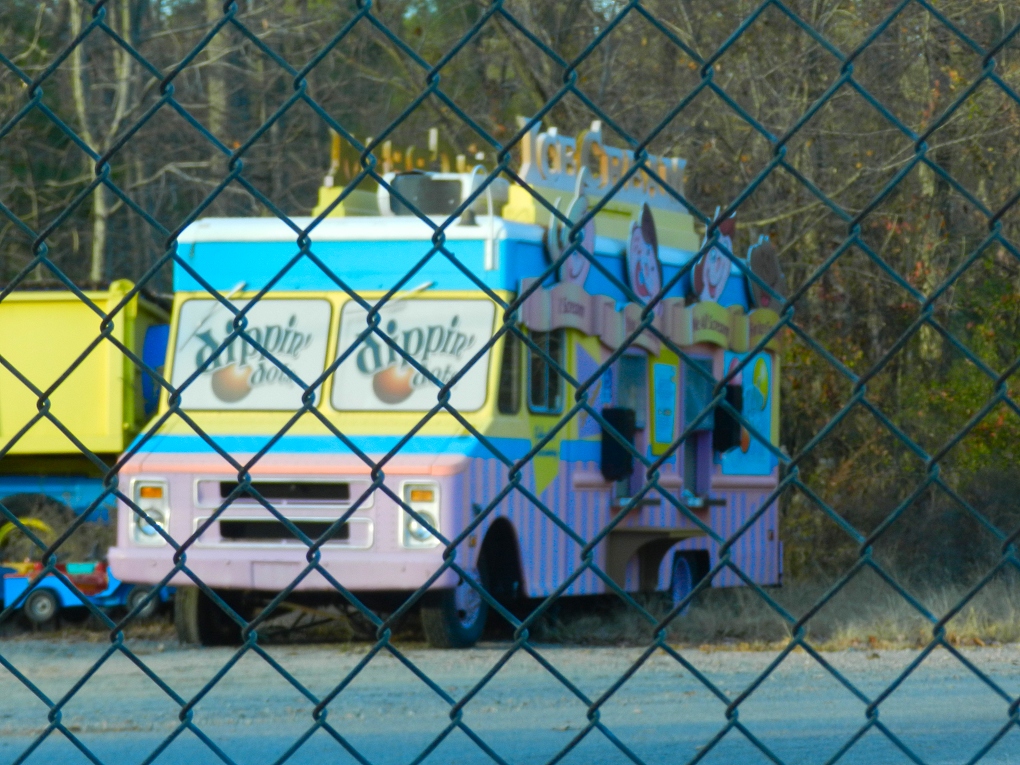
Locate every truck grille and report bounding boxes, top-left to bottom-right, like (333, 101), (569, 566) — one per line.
(219, 481), (351, 503)
(218, 519), (350, 542)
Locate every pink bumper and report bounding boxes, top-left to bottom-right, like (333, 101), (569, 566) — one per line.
(107, 545), (456, 591)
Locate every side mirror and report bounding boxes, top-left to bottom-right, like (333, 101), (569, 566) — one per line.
(141, 324), (170, 417)
(713, 384), (743, 453)
(600, 407), (636, 482)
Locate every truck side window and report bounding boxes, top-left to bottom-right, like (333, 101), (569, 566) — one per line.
(527, 329), (564, 414)
(684, 437), (700, 495)
(683, 358), (715, 432)
(497, 329), (521, 415)
(615, 355), (647, 429)
(683, 357), (715, 496)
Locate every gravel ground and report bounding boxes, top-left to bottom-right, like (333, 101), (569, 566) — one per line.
(1, 638), (1019, 764)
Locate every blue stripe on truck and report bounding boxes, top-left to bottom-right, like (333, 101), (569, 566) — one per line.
(129, 433), (604, 464)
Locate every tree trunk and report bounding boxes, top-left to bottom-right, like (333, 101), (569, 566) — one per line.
(69, 0), (136, 286)
(69, 0), (105, 285)
(205, 0), (229, 178)
(89, 186), (108, 285)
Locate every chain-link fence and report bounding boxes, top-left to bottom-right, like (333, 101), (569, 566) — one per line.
(2, 0), (1020, 763)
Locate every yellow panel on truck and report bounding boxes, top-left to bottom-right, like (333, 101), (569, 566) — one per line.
(0, 280), (168, 457)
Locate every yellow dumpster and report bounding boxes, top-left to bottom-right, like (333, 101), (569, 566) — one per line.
(0, 279), (168, 459)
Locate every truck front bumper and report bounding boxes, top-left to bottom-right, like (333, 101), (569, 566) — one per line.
(108, 546), (457, 592)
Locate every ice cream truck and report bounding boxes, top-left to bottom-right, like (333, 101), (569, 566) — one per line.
(109, 122), (785, 647)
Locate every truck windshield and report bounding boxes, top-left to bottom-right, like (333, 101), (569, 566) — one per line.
(331, 299), (495, 412)
(170, 298), (331, 410)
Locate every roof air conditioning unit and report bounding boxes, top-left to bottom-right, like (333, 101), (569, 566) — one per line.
(377, 172), (510, 218)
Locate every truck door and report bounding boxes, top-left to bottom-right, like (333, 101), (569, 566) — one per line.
(682, 357), (715, 501)
(613, 355), (648, 500)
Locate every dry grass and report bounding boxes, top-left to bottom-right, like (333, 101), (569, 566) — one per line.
(531, 573), (1020, 650)
(5, 571), (1019, 651)
(0, 615), (177, 643)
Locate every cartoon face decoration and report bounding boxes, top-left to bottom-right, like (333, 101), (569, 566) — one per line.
(748, 237), (787, 309)
(693, 215), (735, 303)
(546, 194), (595, 287)
(558, 196), (595, 285)
(625, 203), (662, 303)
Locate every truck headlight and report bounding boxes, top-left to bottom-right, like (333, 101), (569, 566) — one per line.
(401, 482), (440, 548)
(132, 480), (170, 545)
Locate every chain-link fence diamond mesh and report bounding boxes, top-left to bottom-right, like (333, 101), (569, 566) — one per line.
(1, 0), (1019, 763)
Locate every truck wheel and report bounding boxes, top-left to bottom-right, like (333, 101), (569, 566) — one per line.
(24, 588), (59, 625)
(669, 554), (694, 615)
(126, 586), (160, 620)
(174, 587), (242, 646)
(420, 563), (489, 649)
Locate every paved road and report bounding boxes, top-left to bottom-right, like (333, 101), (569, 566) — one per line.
(1, 639), (1019, 764)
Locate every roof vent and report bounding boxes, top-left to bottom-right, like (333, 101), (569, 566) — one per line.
(378, 171), (509, 218)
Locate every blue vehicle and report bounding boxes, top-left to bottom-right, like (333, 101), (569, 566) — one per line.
(1, 560), (169, 625)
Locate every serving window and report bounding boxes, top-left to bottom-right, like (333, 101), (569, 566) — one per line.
(527, 329), (565, 414)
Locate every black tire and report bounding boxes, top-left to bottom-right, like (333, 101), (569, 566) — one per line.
(669, 554), (694, 614)
(24, 588), (60, 625)
(126, 586), (160, 620)
(174, 587), (242, 646)
(420, 562), (489, 649)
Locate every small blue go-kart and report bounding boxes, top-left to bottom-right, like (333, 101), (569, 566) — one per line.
(1, 560), (170, 625)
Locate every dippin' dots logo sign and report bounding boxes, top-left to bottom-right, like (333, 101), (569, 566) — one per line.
(195, 315), (314, 403)
(355, 316), (476, 404)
